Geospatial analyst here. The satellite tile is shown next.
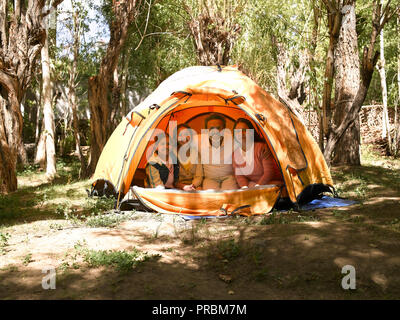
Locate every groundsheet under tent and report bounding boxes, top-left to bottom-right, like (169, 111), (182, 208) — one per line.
(180, 196), (358, 220)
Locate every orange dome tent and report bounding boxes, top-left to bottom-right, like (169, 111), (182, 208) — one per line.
(90, 65), (334, 216)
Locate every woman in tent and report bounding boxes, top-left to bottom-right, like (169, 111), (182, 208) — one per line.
(173, 124), (203, 191)
(232, 118), (284, 188)
(145, 134), (179, 189)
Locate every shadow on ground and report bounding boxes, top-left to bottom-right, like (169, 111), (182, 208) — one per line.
(0, 157), (400, 299)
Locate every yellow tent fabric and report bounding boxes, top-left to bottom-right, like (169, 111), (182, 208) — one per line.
(91, 65), (333, 215)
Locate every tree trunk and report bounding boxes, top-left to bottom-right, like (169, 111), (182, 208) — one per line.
(377, 2), (391, 147)
(321, 3), (341, 143)
(69, 5), (87, 178)
(309, 0), (324, 150)
(35, 85), (42, 144)
(110, 66), (121, 126)
(394, 11), (400, 155)
(332, 117), (361, 165)
(0, 0), (64, 193)
(184, 0), (241, 66)
(87, 75), (110, 176)
(330, 4), (361, 165)
(0, 89), (27, 168)
(59, 108), (70, 157)
(34, 121), (46, 167)
(41, 31), (57, 178)
(120, 50), (130, 117)
(377, 58), (390, 143)
(272, 35), (307, 124)
(70, 87), (86, 177)
(87, 0), (139, 177)
(322, 0), (392, 166)
(0, 96), (18, 193)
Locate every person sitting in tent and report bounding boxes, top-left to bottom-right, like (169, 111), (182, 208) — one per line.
(199, 113), (238, 190)
(232, 118), (284, 188)
(173, 123), (203, 191)
(145, 134), (179, 189)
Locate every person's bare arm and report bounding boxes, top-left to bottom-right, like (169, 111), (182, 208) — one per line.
(256, 145), (274, 185)
(191, 164), (203, 188)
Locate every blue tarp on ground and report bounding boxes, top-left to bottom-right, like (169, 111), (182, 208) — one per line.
(299, 195), (357, 211)
(181, 196), (358, 220)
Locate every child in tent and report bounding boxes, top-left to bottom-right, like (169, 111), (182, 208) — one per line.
(173, 124), (203, 191)
(145, 134), (179, 189)
(232, 118), (284, 188)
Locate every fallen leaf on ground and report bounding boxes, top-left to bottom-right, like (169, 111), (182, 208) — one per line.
(219, 274), (232, 283)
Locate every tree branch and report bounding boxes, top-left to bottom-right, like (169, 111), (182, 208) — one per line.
(134, 0), (153, 50)
(41, 0), (64, 18)
(0, 0), (7, 48)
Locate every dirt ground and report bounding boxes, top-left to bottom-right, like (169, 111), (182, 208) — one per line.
(0, 147), (399, 300)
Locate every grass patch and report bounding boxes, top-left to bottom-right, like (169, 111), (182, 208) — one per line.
(294, 214), (320, 223)
(61, 240), (159, 273)
(0, 159), (134, 228)
(85, 211), (136, 228)
(181, 221), (208, 245)
(331, 145), (400, 200)
(259, 212), (290, 225)
(22, 253), (33, 266)
(82, 249), (154, 272)
(0, 158), (89, 225)
(258, 210), (319, 225)
(0, 232), (10, 255)
(52, 196), (135, 228)
(385, 218), (400, 232)
(17, 163), (41, 176)
(331, 210), (367, 224)
(332, 209), (348, 219)
(83, 196), (115, 215)
(216, 239), (241, 260)
(334, 171), (369, 199)
(49, 223), (64, 230)
(253, 267), (269, 281)
(347, 215), (365, 223)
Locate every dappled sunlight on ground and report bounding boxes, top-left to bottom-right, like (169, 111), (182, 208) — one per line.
(371, 272), (388, 290)
(348, 249), (386, 259)
(1, 148), (400, 299)
(365, 197), (400, 205)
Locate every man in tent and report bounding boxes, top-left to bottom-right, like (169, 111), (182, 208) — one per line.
(199, 113), (238, 190)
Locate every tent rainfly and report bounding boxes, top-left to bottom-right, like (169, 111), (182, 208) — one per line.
(90, 65), (334, 216)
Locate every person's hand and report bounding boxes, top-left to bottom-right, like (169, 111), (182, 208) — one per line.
(183, 184), (196, 191)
